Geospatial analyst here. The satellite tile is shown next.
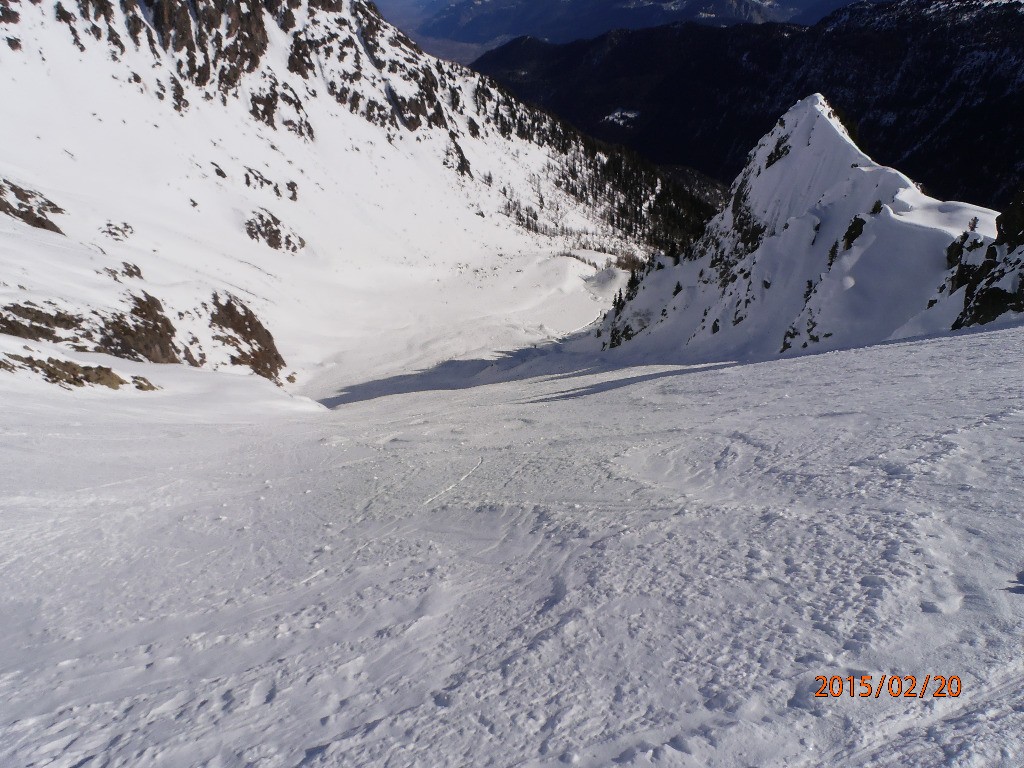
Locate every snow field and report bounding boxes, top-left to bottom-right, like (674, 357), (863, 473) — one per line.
(2, 326), (1023, 766)
(2, 8), (1023, 768)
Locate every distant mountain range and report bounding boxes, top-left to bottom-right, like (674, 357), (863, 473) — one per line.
(475, 0), (1024, 210)
(373, 0), (872, 57)
(419, 0), (787, 45)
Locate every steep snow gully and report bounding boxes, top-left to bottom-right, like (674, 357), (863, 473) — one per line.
(2, 1), (1024, 764)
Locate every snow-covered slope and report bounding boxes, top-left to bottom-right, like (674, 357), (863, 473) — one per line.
(4, 320), (1024, 767)
(597, 94), (1022, 361)
(0, 0), (706, 393)
(3, 18), (1023, 766)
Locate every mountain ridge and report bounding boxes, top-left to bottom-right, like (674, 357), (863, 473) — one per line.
(418, 0), (789, 46)
(594, 94), (1023, 360)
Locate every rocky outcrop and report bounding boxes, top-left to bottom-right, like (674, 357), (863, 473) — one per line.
(0, 303), (82, 342)
(96, 293), (183, 365)
(0, 179), (65, 234)
(210, 293), (286, 381)
(950, 190), (1024, 330)
(1, 351), (158, 390)
(996, 189), (1024, 253)
(245, 209), (305, 253)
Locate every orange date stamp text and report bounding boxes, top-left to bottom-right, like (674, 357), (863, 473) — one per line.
(814, 674), (962, 699)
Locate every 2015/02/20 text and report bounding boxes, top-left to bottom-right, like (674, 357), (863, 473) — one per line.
(814, 674), (962, 699)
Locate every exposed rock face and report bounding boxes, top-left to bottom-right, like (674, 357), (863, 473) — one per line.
(0, 292), (287, 382)
(996, 189), (1024, 252)
(96, 293), (183, 365)
(0, 0), (20, 25)
(245, 209), (305, 252)
(88, 291), (286, 381)
(210, 293), (286, 381)
(0, 179), (65, 234)
(4, 353), (128, 389)
(950, 190), (1024, 330)
(0, 303), (82, 342)
(1, 350), (159, 390)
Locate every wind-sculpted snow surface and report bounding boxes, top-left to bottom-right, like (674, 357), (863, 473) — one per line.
(598, 95), (1024, 360)
(0, 0), (707, 388)
(2, 327), (1024, 766)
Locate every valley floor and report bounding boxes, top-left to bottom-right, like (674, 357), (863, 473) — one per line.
(2, 328), (1024, 767)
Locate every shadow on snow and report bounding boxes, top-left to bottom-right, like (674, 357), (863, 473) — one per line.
(319, 339), (732, 409)
(318, 321), (1024, 410)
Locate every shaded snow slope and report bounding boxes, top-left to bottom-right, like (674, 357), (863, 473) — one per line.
(0, 0), (706, 392)
(597, 94), (1019, 361)
(2, 325), (1024, 766)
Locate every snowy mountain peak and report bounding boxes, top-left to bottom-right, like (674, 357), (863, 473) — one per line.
(729, 93), (913, 251)
(596, 94), (1014, 361)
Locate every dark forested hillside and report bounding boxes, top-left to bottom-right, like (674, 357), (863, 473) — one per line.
(475, 0), (1024, 209)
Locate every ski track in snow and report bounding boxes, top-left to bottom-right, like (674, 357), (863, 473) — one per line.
(423, 458), (484, 507)
(2, 328), (1024, 767)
